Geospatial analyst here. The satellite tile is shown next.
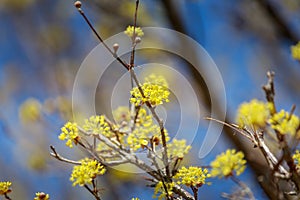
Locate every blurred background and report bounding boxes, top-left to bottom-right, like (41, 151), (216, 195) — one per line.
(0, 0), (300, 199)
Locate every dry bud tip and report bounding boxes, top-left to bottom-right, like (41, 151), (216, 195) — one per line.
(74, 1), (82, 9)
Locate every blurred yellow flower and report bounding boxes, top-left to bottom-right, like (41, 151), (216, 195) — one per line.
(210, 149), (246, 178)
(167, 139), (191, 159)
(127, 124), (169, 151)
(236, 99), (270, 128)
(34, 192), (50, 200)
(269, 109), (300, 136)
(124, 26), (144, 38)
(291, 42), (300, 61)
(153, 181), (174, 200)
(0, 181), (11, 195)
(83, 115), (113, 137)
(113, 106), (131, 124)
(293, 150), (300, 168)
(1, 0), (35, 11)
(19, 98), (42, 123)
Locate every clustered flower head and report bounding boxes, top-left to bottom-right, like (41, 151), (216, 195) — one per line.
(124, 25), (144, 38)
(167, 139), (191, 159)
(293, 150), (300, 169)
(268, 109), (300, 136)
(236, 99), (270, 128)
(113, 106), (131, 125)
(174, 166), (211, 187)
(130, 74), (170, 106)
(127, 123), (169, 151)
(0, 181), (12, 195)
(70, 158), (106, 187)
(153, 181), (175, 200)
(58, 122), (79, 148)
(291, 42), (300, 61)
(83, 115), (114, 137)
(210, 149), (246, 178)
(34, 192), (50, 200)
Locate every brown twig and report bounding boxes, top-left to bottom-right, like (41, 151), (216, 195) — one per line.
(230, 175), (255, 200)
(4, 194), (12, 200)
(75, 2), (129, 70)
(84, 184), (101, 200)
(50, 146), (81, 165)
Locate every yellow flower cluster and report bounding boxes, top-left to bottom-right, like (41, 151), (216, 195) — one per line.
(167, 139), (191, 159)
(19, 98), (42, 123)
(34, 192), (50, 200)
(58, 122), (79, 148)
(70, 158), (106, 187)
(128, 124), (169, 151)
(269, 110), (300, 136)
(130, 74), (170, 106)
(125, 107), (170, 151)
(124, 25), (144, 38)
(153, 181), (175, 200)
(131, 198), (140, 200)
(113, 106), (131, 124)
(210, 149), (246, 178)
(174, 166), (210, 187)
(0, 181), (11, 195)
(293, 150), (300, 169)
(135, 108), (153, 126)
(236, 99), (270, 128)
(83, 115), (113, 137)
(291, 42), (300, 61)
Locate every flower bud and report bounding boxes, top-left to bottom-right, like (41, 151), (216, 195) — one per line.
(74, 1), (82, 9)
(113, 43), (119, 54)
(135, 37), (141, 44)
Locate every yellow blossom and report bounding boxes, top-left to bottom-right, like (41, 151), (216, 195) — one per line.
(210, 149), (246, 178)
(167, 139), (191, 159)
(236, 99), (270, 128)
(83, 115), (114, 137)
(0, 181), (12, 195)
(269, 109), (300, 136)
(127, 124), (169, 151)
(153, 181), (175, 200)
(131, 198), (140, 200)
(70, 158), (106, 187)
(34, 192), (50, 200)
(19, 98), (42, 123)
(291, 42), (300, 61)
(174, 166), (210, 187)
(293, 150), (300, 169)
(130, 74), (170, 106)
(135, 108), (153, 127)
(58, 122), (79, 148)
(124, 25), (144, 38)
(113, 106), (131, 124)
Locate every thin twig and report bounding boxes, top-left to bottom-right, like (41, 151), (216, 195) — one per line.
(75, 4), (129, 70)
(231, 175), (255, 200)
(4, 194), (12, 200)
(50, 146), (81, 165)
(191, 186), (198, 200)
(84, 184), (101, 200)
(129, 0), (139, 68)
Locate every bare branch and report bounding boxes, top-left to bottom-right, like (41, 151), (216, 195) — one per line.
(50, 146), (81, 165)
